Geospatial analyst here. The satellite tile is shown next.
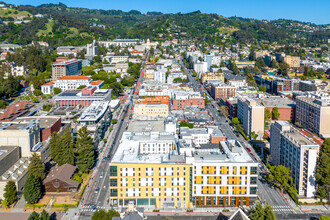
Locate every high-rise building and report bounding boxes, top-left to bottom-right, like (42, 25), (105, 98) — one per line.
(295, 96), (330, 138)
(237, 96), (264, 139)
(52, 58), (82, 80)
(193, 140), (258, 207)
(270, 121), (320, 197)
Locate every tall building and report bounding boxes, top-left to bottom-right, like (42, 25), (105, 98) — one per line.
(237, 96), (264, 139)
(270, 121), (320, 197)
(52, 59), (82, 80)
(210, 82), (236, 100)
(295, 96), (330, 138)
(193, 140), (258, 206)
(86, 40), (97, 58)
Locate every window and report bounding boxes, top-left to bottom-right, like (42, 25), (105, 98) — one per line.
(110, 166), (117, 176)
(250, 177), (257, 184)
(110, 189), (118, 197)
(250, 167), (257, 175)
(250, 187), (257, 194)
(110, 179), (117, 186)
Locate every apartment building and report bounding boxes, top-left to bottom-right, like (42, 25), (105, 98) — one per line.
(193, 140), (258, 207)
(201, 72), (224, 84)
(133, 104), (169, 117)
(172, 92), (205, 110)
(234, 61), (255, 69)
(109, 132), (258, 208)
(295, 96), (330, 138)
(255, 75), (300, 95)
(237, 97), (264, 139)
(109, 131), (192, 208)
(52, 58), (82, 80)
(270, 121), (320, 197)
(284, 55), (300, 68)
(210, 82), (236, 100)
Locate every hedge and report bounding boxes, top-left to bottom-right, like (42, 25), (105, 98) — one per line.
(26, 203), (45, 207)
(80, 184), (87, 197)
(53, 201), (79, 208)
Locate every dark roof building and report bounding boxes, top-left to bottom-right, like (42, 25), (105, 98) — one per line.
(43, 164), (80, 192)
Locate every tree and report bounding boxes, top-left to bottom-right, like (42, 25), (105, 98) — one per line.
(50, 132), (61, 163)
(76, 126), (95, 173)
(278, 62), (289, 76)
(77, 85), (87, 89)
(267, 165), (293, 192)
(2, 199), (9, 208)
(320, 216), (330, 220)
(28, 153), (46, 180)
(109, 82), (123, 97)
(264, 109), (271, 121)
(259, 86), (266, 93)
(249, 201), (276, 220)
(33, 89), (42, 96)
(0, 100), (9, 109)
(231, 117), (240, 126)
(219, 106), (229, 117)
(250, 131), (258, 140)
(179, 121), (194, 128)
(270, 59), (278, 68)
(316, 139), (330, 202)
(53, 87), (62, 95)
(28, 211), (40, 220)
(92, 209), (120, 220)
(4, 181), (17, 205)
(40, 210), (50, 220)
(204, 98), (210, 104)
(50, 129), (75, 166)
(272, 107), (280, 120)
(24, 174), (42, 204)
(59, 128), (75, 166)
(111, 119), (117, 124)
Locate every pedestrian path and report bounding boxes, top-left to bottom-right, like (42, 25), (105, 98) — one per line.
(272, 205), (294, 213)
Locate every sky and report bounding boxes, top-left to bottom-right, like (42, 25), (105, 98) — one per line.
(5, 0), (330, 25)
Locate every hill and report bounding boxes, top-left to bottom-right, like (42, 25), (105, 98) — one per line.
(0, 2), (329, 47)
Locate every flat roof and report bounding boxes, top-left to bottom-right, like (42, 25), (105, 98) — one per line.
(253, 96), (296, 108)
(14, 116), (60, 129)
(127, 120), (165, 133)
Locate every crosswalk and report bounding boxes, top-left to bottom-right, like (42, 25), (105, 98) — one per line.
(80, 205), (107, 212)
(272, 205), (294, 213)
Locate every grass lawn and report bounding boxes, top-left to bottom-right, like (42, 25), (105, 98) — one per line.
(37, 19), (54, 37)
(0, 8), (31, 18)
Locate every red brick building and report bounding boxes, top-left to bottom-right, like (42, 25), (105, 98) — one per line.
(172, 97), (205, 110)
(14, 116), (62, 141)
(210, 83), (236, 100)
(265, 106), (295, 121)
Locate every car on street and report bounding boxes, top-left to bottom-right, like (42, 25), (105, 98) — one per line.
(95, 186), (100, 193)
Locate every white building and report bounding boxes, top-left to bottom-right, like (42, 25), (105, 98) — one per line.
(55, 76), (92, 91)
(270, 121), (320, 198)
(153, 69), (166, 83)
(194, 62), (208, 74)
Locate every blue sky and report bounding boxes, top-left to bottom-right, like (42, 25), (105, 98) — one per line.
(5, 0), (330, 24)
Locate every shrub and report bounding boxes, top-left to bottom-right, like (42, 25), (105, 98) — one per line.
(153, 209), (159, 212)
(25, 203), (45, 207)
(222, 209), (230, 212)
(186, 209), (193, 212)
(71, 173), (83, 183)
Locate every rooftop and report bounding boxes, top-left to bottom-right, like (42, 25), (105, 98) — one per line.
(253, 96), (296, 108)
(127, 120), (165, 133)
(57, 76), (90, 80)
(14, 116), (60, 129)
(0, 157), (29, 182)
(78, 101), (109, 123)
